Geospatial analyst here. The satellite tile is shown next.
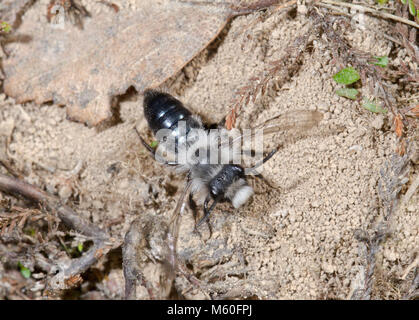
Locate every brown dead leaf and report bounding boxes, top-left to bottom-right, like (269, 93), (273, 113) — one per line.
(406, 104), (419, 118)
(3, 1), (236, 126)
(394, 114), (404, 138)
(397, 138), (406, 156)
(225, 108), (237, 130)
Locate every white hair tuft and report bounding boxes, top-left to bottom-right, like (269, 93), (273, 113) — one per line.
(231, 186), (254, 208)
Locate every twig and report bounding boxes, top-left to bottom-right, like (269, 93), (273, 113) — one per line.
(352, 151), (411, 300)
(0, 159), (20, 178)
(0, 173), (117, 291)
(382, 33), (403, 46)
(401, 256), (418, 280)
(122, 217), (156, 300)
(317, 2), (352, 17)
(319, 0), (419, 29)
(178, 0), (284, 17)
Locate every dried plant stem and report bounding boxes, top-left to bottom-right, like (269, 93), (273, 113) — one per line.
(402, 173), (419, 206)
(0, 173), (117, 291)
(352, 152), (411, 299)
(122, 218), (155, 300)
(319, 0), (419, 29)
(179, 0), (286, 17)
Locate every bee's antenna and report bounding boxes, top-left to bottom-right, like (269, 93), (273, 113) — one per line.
(196, 194), (220, 228)
(135, 127), (156, 155)
(246, 148), (278, 175)
(135, 127), (178, 166)
(260, 149), (278, 165)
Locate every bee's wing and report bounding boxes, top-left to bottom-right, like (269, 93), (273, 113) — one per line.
(167, 179), (192, 269)
(230, 110), (323, 146)
(217, 110), (323, 170)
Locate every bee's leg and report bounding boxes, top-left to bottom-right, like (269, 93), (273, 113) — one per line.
(247, 149), (279, 189)
(243, 148), (277, 165)
(196, 194), (219, 228)
(259, 149), (278, 165)
(189, 193), (198, 221)
(191, 194), (213, 237)
(245, 148), (278, 175)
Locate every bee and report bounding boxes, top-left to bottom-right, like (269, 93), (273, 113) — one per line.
(138, 89), (323, 229)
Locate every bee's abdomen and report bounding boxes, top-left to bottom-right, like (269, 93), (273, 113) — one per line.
(143, 89), (198, 134)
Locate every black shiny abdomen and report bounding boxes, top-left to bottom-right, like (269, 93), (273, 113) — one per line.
(143, 89), (200, 135)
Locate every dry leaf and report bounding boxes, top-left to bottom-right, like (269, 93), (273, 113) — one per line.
(397, 138), (406, 156)
(3, 1), (235, 126)
(406, 104), (419, 118)
(394, 114), (404, 138)
(225, 108), (236, 130)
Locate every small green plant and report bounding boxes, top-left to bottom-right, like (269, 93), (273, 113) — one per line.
(17, 262), (31, 279)
(77, 243), (84, 253)
(377, 1), (418, 20)
(0, 21), (12, 33)
(370, 56), (389, 68)
(336, 88), (359, 100)
(400, 0), (418, 20)
(362, 98), (387, 113)
(23, 227), (36, 237)
(150, 141), (158, 148)
(333, 67), (361, 100)
(333, 66), (390, 114)
(333, 67), (360, 85)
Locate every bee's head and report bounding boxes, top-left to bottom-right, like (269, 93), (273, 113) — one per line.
(209, 165), (253, 208)
(197, 164), (253, 227)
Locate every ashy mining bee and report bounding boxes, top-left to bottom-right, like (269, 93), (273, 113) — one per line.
(137, 89), (323, 229)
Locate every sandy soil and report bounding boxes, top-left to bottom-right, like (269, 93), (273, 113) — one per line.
(0, 0), (417, 299)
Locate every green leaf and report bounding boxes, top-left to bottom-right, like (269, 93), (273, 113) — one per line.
(150, 141), (158, 148)
(336, 88), (359, 100)
(333, 67), (360, 85)
(0, 21), (12, 33)
(24, 228), (36, 237)
(77, 243), (84, 253)
(408, 0), (416, 16)
(400, 0), (407, 4)
(375, 0), (388, 4)
(362, 98), (387, 114)
(371, 56), (389, 67)
(18, 262), (31, 279)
